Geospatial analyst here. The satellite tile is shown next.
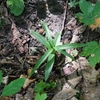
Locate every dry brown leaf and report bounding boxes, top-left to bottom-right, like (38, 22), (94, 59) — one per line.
(68, 76), (82, 87)
(11, 22), (21, 45)
(52, 77), (81, 100)
(52, 88), (77, 100)
(15, 94), (23, 100)
(66, 17), (77, 30)
(63, 65), (76, 75)
(24, 88), (33, 100)
(89, 18), (100, 30)
(20, 75), (36, 89)
(1, 97), (13, 100)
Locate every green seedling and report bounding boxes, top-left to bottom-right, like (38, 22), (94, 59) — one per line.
(30, 21), (85, 81)
(6, 0), (24, 16)
(75, 88), (82, 100)
(0, 70), (26, 98)
(34, 80), (56, 100)
(34, 80), (56, 94)
(76, 0), (100, 25)
(68, 0), (79, 8)
(35, 93), (47, 100)
(34, 80), (47, 94)
(81, 41), (100, 66)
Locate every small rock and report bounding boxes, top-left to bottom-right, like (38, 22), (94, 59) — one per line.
(38, 29), (44, 34)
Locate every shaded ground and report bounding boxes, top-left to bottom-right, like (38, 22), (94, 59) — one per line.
(0, 0), (100, 100)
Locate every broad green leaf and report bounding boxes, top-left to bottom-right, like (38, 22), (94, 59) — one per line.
(92, 1), (100, 17)
(41, 21), (54, 47)
(0, 70), (2, 85)
(79, 14), (95, 25)
(35, 93), (47, 100)
(81, 41), (100, 66)
(30, 30), (51, 49)
(1, 78), (26, 96)
(6, 0), (24, 16)
(81, 41), (98, 56)
(55, 43), (85, 50)
(34, 80), (46, 93)
(76, 12), (95, 25)
(79, 0), (94, 14)
(55, 48), (74, 60)
(30, 49), (53, 77)
(54, 32), (61, 46)
(76, 12), (83, 19)
(45, 54), (55, 81)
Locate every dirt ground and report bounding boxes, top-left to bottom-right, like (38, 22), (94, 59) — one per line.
(0, 0), (100, 100)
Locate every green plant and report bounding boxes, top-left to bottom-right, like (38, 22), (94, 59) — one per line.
(30, 21), (85, 81)
(34, 80), (56, 100)
(75, 88), (82, 100)
(76, 0), (100, 25)
(34, 80), (47, 94)
(81, 41), (100, 66)
(34, 80), (56, 94)
(6, 0), (24, 16)
(0, 70), (26, 98)
(35, 93), (47, 100)
(68, 0), (79, 8)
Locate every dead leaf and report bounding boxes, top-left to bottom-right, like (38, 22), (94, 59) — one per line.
(52, 88), (77, 100)
(15, 94), (23, 100)
(52, 77), (81, 100)
(2, 75), (9, 84)
(66, 17), (77, 30)
(89, 18), (100, 30)
(24, 88), (33, 100)
(1, 97), (13, 100)
(70, 97), (78, 100)
(20, 75), (36, 89)
(11, 22), (21, 45)
(67, 76), (82, 88)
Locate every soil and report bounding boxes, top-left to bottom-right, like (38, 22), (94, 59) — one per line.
(0, 0), (100, 100)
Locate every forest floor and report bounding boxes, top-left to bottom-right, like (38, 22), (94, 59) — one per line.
(0, 0), (100, 100)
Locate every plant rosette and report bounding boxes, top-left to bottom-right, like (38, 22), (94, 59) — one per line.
(30, 21), (85, 81)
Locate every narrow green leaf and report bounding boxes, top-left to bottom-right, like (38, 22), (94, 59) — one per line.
(0, 19), (2, 28)
(41, 21), (54, 47)
(55, 48), (74, 60)
(55, 43), (85, 50)
(54, 32), (61, 46)
(45, 54), (55, 81)
(30, 30), (51, 48)
(30, 49), (53, 77)
(1, 78), (26, 96)
(0, 70), (2, 85)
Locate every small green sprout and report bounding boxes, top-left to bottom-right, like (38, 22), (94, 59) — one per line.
(30, 21), (85, 81)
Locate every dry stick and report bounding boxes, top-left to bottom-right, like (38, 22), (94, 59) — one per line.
(62, 1), (82, 89)
(60, 0), (68, 34)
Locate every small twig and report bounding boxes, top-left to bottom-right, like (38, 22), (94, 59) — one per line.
(60, 0), (68, 34)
